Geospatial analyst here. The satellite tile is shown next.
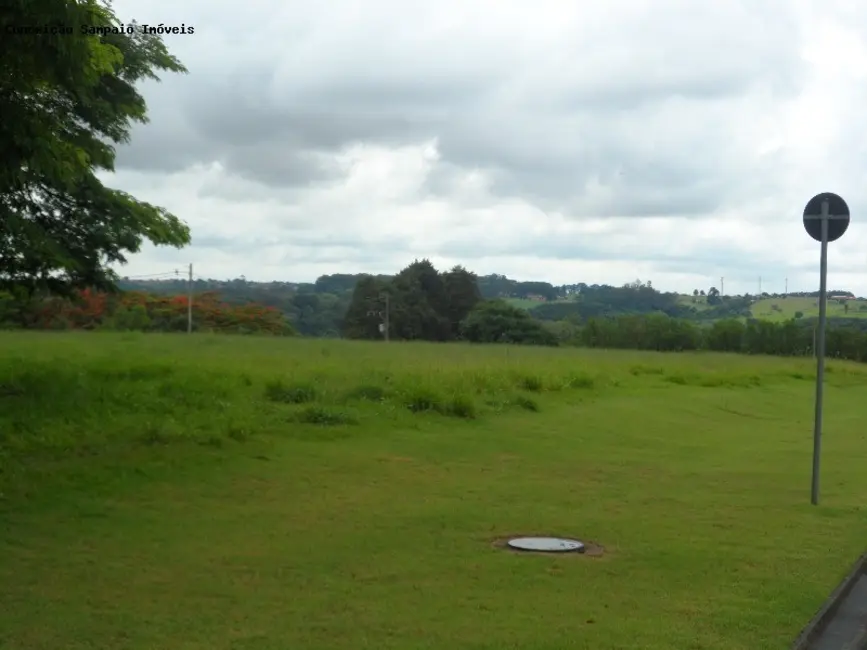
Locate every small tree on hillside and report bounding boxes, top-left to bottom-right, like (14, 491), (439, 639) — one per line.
(707, 287), (721, 306)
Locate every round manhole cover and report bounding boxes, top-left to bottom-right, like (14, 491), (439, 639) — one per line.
(507, 537), (585, 553)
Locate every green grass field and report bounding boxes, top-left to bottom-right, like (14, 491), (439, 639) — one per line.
(2, 333), (867, 650)
(677, 294), (713, 310)
(750, 297), (867, 322)
(504, 297), (554, 309)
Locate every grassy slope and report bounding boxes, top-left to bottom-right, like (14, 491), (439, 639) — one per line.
(677, 294), (713, 310)
(2, 333), (867, 650)
(751, 296), (867, 322)
(512, 294), (867, 323)
(503, 297), (552, 309)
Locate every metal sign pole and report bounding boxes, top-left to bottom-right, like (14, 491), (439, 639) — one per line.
(801, 191), (850, 506)
(811, 200), (829, 506)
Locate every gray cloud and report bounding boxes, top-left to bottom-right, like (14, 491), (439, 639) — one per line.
(111, 0), (809, 215)
(224, 147), (340, 188)
(103, 0), (867, 296)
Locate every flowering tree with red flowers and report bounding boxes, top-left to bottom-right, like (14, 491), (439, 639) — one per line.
(8, 289), (295, 335)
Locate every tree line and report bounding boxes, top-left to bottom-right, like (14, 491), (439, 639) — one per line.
(547, 313), (867, 362)
(116, 270), (867, 344)
(8, 266), (867, 366)
(118, 273), (776, 337)
(116, 269), (577, 338)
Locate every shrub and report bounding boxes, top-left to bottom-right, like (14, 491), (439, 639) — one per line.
(518, 374), (544, 392)
(444, 395), (476, 419)
(460, 299), (559, 346)
(565, 373), (595, 389)
(264, 380), (318, 404)
(513, 394), (540, 412)
(294, 406), (358, 425)
(404, 388), (444, 413)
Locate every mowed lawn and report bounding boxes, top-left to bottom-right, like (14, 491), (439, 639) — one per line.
(2, 333), (867, 650)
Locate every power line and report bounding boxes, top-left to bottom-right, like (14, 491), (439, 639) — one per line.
(122, 269), (183, 280)
(119, 265), (196, 334)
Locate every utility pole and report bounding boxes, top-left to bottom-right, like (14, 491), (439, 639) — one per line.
(367, 293), (390, 342)
(759, 276), (762, 295)
(187, 263), (193, 334)
(720, 277), (724, 296)
(383, 293), (390, 342)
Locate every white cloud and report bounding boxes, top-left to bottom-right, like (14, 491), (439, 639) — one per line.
(105, 0), (867, 295)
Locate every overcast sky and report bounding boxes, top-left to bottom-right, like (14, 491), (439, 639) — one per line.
(105, 0), (867, 295)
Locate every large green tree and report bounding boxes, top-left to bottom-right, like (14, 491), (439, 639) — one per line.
(389, 259), (451, 341)
(343, 260), (481, 342)
(0, 0), (191, 297)
(441, 265), (481, 332)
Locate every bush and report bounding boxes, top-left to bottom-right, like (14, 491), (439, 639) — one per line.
(265, 380), (318, 404)
(517, 374), (544, 392)
(404, 387), (444, 413)
(460, 300), (559, 346)
(513, 394), (540, 412)
(293, 406), (358, 426)
(402, 387), (476, 418)
(565, 373), (595, 389)
(444, 395), (476, 419)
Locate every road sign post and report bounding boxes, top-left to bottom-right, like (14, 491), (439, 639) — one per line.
(802, 192), (850, 506)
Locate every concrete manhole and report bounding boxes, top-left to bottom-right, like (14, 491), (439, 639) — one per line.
(507, 536), (585, 553)
(492, 534), (604, 556)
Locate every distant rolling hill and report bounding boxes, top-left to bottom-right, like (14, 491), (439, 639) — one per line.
(506, 294), (867, 323)
(749, 296), (867, 321)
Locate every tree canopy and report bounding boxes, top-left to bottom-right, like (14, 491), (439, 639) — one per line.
(0, 0), (191, 297)
(342, 260), (482, 342)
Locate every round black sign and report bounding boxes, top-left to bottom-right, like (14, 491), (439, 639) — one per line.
(803, 192), (850, 243)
